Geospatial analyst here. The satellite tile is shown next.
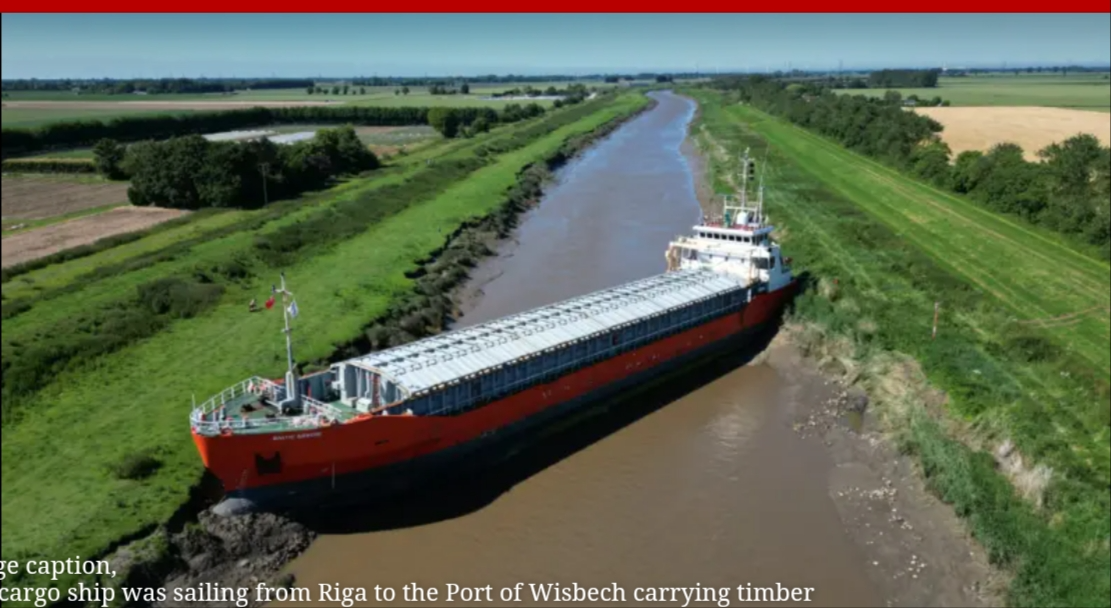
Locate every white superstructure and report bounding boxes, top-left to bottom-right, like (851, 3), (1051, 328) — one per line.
(665, 148), (793, 292)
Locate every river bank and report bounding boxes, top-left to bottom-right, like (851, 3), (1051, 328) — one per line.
(99, 90), (1005, 608)
(684, 96), (1006, 607)
(270, 91), (1002, 608)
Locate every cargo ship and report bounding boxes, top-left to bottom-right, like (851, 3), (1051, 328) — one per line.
(191, 149), (797, 515)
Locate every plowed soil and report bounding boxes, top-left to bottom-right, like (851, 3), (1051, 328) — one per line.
(2, 176), (131, 220)
(2, 206), (187, 268)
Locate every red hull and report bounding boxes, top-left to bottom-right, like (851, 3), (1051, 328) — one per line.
(193, 283), (795, 495)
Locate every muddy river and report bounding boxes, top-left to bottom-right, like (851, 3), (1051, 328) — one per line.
(277, 92), (990, 608)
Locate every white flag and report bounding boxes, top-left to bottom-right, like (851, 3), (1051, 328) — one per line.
(288, 300), (299, 319)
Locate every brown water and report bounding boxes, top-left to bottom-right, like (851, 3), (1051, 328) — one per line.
(281, 91), (886, 607)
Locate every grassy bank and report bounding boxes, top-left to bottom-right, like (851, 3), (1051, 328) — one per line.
(690, 89), (1109, 607)
(0, 92), (648, 599)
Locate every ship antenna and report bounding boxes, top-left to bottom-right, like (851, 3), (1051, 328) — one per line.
(758, 145), (770, 224)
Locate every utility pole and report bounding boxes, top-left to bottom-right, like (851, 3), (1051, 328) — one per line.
(259, 162), (270, 206)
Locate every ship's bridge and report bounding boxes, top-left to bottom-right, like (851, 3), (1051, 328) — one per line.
(331, 268), (754, 417)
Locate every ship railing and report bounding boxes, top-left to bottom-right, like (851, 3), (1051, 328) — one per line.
(189, 377), (346, 437)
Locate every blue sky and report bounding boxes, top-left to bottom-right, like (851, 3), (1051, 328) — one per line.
(2, 14), (1109, 79)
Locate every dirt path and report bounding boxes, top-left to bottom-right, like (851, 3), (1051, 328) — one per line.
(1, 206), (187, 267)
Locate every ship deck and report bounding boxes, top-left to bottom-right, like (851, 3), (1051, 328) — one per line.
(341, 268), (753, 399)
(202, 391), (360, 435)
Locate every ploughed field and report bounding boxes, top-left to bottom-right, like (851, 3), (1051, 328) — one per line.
(2, 206), (188, 268)
(2, 175), (129, 221)
(915, 106), (1111, 160)
(0, 92), (650, 598)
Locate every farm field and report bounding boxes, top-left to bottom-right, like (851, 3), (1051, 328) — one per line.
(1, 174), (129, 221)
(691, 89), (1110, 608)
(2, 206), (188, 268)
(266, 124), (440, 155)
(835, 74), (1111, 111)
(1, 82), (610, 128)
(0, 93), (649, 593)
(916, 105), (1111, 160)
(0, 106), (198, 128)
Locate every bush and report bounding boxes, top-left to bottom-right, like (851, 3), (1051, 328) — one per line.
(137, 277), (225, 319)
(0, 158), (96, 174)
(112, 450), (163, 481)
(93, 138), (127, 179)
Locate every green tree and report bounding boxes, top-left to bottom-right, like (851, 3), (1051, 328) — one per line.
(1038, 134), (1104, 198)
(427, 108), (461, 138)
(910, 139), (953, 186)
(92, 138), (127, 180)
(402, 85), (410, 95)
(306, 86), (315, 95)
(460, 83), (470, 94)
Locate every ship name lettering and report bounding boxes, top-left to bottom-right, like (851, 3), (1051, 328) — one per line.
(273, 432), (323, 441)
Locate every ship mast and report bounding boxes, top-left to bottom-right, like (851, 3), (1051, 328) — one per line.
(276, 273), (301, 410)
(723, 147), (758, 228)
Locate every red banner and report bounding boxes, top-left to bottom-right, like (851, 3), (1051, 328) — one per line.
(1, 3), (1108, 11)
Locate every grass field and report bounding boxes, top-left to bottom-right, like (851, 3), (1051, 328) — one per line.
(691, 89), (1110, 608)
(835, 74), (1111, 112)
(0, 93), (648, 591)
(0, 107), (198, 128)
(1, 83), (612, 128)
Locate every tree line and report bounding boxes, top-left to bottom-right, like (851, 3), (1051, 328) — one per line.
(1, 106), (428, 157)
(423, 90), (595, 139)
(97, 125), (378, 210)
(867, 69), (941, 88)
(490, 83), (591, 99)
(708, 76), (1111, 258)
(306, 84), (368, 96)
(1, 77), (315, 94)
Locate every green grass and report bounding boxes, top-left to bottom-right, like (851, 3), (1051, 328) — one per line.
(0, 93), (646, 586)
(835, 74), (1111, 111)
(0, 107), (197, 128)
(691, 89), (1110, 608)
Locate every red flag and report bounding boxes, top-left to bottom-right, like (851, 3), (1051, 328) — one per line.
(264, 296), (275, 310)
